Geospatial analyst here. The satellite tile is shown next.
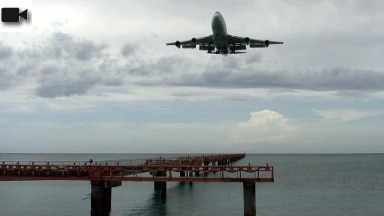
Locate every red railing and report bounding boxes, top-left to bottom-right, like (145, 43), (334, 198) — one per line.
(1, 153), (245, 167)
(0, 163), (273, 183)
(0, 153), (273, 183)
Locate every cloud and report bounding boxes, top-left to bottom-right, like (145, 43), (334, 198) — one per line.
(231, 110), (297, 144)
(0, 105), (34, 113)
(160, 66), (384, 92)
(0, 121), (232, 153)
(2, 0), (384, 102)
(245, 53), (263, 65)
(1, 107), (384, 153)
(0, 32), (124, 98)
(44, 32), (108, 61)
(2, 1), (384, 154)
(36, 76), (99, 98)
(313, 109), (384, 122)
(0, 42), (13, 59)
(121, 43), (136, 57)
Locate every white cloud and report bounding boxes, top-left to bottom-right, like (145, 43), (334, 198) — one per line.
(231, 110), (297, 145)
(313, 109), (384, 122)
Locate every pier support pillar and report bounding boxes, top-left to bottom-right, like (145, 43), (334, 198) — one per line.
(180, 167), (186, 177)
(203, 162), (209, 177)
(188, 171), (193, 185)
(243, 181), (256, 216)
(179, 168), (186, 185)
(154, 171), (167, 199)
(91, 181), (121, 216)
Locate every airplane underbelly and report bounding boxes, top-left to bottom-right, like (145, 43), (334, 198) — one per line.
(214, 34), (228, 53)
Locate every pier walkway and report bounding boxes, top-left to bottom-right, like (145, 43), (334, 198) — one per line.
(0, 153), (273, 216)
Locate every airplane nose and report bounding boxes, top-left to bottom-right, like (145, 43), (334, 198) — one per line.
(212, 11), (223, 32)
(213, 12), (221, 21)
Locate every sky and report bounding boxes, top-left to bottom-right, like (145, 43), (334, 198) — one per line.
(0, 0), (384, 153)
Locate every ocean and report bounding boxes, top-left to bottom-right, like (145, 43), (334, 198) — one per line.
(0, 153), (383, 216)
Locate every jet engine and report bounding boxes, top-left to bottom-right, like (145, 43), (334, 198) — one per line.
(244, 37), (250, 45)
(175, 41), (181, 48)
(191, 38), (197, 45)
(264, 40), (270, 47)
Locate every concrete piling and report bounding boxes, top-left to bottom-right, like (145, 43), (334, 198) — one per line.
(91, 181), (121, 216)
(243, 181), (256, 216)
(154, 171), (167, 199)
(188, 171), (193, 185)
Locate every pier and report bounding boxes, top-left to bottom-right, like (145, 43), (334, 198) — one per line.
(0, 153), (274, 216)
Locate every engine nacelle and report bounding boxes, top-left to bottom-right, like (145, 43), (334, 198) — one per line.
(175, 41), (181, 48)
(191, 38), (197, 45)
(244, 37), (250, 45)
(182, 44), (196, 49)
(264, 40), (270, 47)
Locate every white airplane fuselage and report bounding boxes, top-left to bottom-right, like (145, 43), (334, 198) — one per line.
(211, 12), (229, 55)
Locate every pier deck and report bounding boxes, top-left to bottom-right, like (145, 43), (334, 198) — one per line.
(0, 153), (273, 216)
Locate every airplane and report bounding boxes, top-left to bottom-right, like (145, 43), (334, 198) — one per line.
(166, 11), (284, 55)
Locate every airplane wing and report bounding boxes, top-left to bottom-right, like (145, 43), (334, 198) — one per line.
(166, 35), (214, 50)
(227, 34), (283, 48)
